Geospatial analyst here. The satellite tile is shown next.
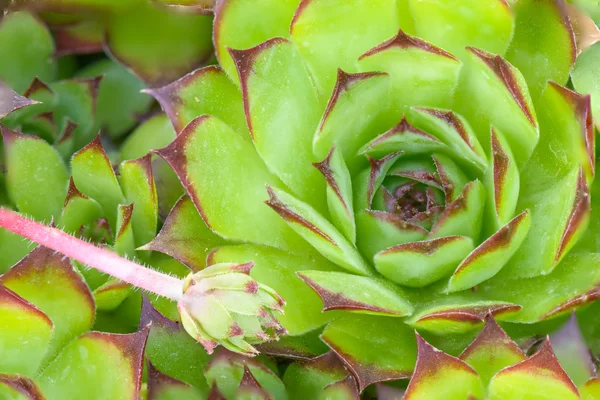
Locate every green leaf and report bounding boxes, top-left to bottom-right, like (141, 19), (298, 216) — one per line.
(0, 229), (34, 274)
(404, 335), (484, 400)
(408, 0), (514, 59)
(487, 339), (580, 400)
(0, 246), (95, 364)
(290, 0), (400, 95)
(581, 378), (600, 400)
(53, 19), (104, 57)
(204, 349), (287, 400)
(312, 69), (391, 171)
(447, 210), (531, 293)
(208, 244), (340, 335)
(71, 135), (125, 230)
(0, 11), (55, 93)
(459, 318), (526, 385)
(148, 66), (248, 135)
(77, 59), (152, 138)
(59, 178), (103, 234)
(0, 285), (53, 375)
(319, 375), (359, 399)
(314, 148), (356, 244)
(94, 279), (131, 312)
(106, 1), (213, 86)
(214, 0), (300, 82)
(572, 42), (600, 131)
(454, 48), (539, 167)
(374, 236), (474, 288)
(321, 314), (417, 392)
(2, 128), (69, 221)
(358, 30), (462, 119)
(50, 77), (100, 152)
(119, 155), (158, 248)
(505, 0), (576, 100)
(37, 329), (148, 399)
(298, 270), (413, 316)
(141, 299), (210, 391)
(115, 203), (135, 257)
(156, 115), (306, 252)
(283, 353), (347, 400)
(265, 186), (371, 276)
(141, 196), (227, 270)
(550, 315), (595, 388)
(230, 38), (326, 211)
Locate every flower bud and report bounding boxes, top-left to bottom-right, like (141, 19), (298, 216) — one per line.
(177, 262), (286, 356)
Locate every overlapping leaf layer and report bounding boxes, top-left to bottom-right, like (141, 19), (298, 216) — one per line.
(2, 0), (600, 398)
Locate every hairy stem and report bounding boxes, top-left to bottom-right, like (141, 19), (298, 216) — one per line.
(0, 208), (184, 301)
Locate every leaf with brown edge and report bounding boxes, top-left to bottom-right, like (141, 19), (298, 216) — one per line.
(283, 352), (349, 400)
(321, 314), (417, 392)
(357, 29), (461, 120)
(353, 152), (403, 212)
(429, 180), (486, 240)
(105, 0), (213, 87)
(407, 107), (487, 174)
(0, 81), (39, 118)
(208, 383), (227, 400)
(446, 210), (531, 293)
(312, 68), (391, 172)
(550, 314), (595, 388)
(0, 374), (45, 400)
(114, 203), (135, 258)
(359, 117), (448, 160)
(204, 348), (286, 400)
(71, 134), (125, 229)
(581, 378), (600, 400)
(0, 285), (53, 376)
(487, 127), (521, 229)
(375, 236), (474, 288)
(37, 328), (149, 400)
(119, 155), (158, 249)
(147, 360), (205, 400)
(406, 302), (521, 334)
(320, 374), (360, 400)
(59, 177), (103, 234)
(454, 48), (539, 168)
(355, 209), (428, 262)
(290, 0), (400, 95)
(230, 38), (327, 212)
(298, 270), (412, 316)
(52, 20), (104, 57)
(506, 0), (576, 100)
(235, 365), (274, 400)
(459, 317), (525, 384)
(256, 328), (328, 361)
(314, 147), (356, 244)
(487, 338), (580, 400)
(0, 246), (95, 365)
(265, 186), (371, 276)
(147, 65), (248, 136)
(93, 279), (131, 312)
(140, 196), (228, 271)
(155, 115), (308, 253)
(140, 298), (210, 392)
(404, 334), (484, 400)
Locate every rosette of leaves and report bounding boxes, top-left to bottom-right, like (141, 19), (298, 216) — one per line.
(138, 0), (600, 393)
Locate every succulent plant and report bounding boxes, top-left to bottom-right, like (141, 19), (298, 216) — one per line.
(2, 0), (600, 398)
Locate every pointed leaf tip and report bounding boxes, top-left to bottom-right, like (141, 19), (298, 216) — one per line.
(0, 81), (40, 118)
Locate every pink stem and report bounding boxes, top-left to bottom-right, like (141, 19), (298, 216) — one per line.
(0, 208), (184, 301)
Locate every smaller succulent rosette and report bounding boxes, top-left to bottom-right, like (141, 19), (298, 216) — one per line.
(178, 262), (287, 356)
